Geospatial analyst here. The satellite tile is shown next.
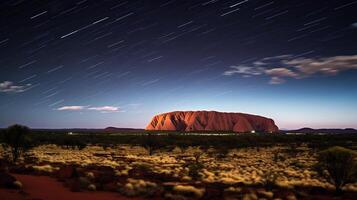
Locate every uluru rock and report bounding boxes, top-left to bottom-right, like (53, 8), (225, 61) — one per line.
(145, 111), (279, 133)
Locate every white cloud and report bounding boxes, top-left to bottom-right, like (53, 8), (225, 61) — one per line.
(0, 81), (32, 93)
(253, 61), (266, 66)
(283, 55), (357, 76)
(269, 77), (286, 85)
(223, 54), (357, 84)
(88, 106), (119, 112)
(265, 67), (299, 78)
(57, 106), (85, 111)
(222, 65), (263, 76)
(57, 105), (120, 113)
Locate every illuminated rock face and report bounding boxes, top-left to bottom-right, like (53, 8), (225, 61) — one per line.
(145, 111), (279, 133)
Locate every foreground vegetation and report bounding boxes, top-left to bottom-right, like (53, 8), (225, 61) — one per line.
(0, 125), (356, 199)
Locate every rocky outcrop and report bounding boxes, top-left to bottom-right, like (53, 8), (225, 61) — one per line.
(146, 111), (279, 133)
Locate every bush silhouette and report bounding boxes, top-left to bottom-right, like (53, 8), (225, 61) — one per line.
(316, 146), (357, 194)
(2, 124), (32, 163)
(60, 137), (87, 150)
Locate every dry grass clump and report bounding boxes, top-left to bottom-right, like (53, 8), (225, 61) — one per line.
(224, 186), (242, 193)
(115, 165), (132, 176)
(119, 178), (160, 197)
(171, 185), (205, 199)
(32, 164), (59, 173)
(85, 172), (95, 180)
(242, 192), (258, 200)
(13, 180), (23, 189)
(343, 183), (357, 192)
(87, 184), (96, 191)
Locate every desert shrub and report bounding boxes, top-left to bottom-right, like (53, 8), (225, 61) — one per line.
(13, 180), (23, 189)
(214, 147), (230, 159)
(284, 142), (302, 157)
(290, 160), (304, 169)
(88, 184), (96, 191)
(86, 172), (95, 180)
(186, 162), (204, 180)
(272, 151), (286, 162)
(100, 143), (111, 151)
(178, 145), (190, 154)
(60, 137), (87, 150)
(32, 165), (59, 173)
(76, 141), (87, 150)
(316, 146), (357, 194)
(133, 162), (153, 174)
(188, 146), (206, 164)
(193, 151), (204, 164)
(120, 178), (160, 197)
(262, 171), (278, 190)
(2, 124), (33, 162)
(172, 185), (205, 199)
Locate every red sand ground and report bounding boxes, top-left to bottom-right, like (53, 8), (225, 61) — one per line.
(0, 174), (140, 200)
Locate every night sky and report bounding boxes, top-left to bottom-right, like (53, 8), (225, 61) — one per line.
(1, 0), (357, 129)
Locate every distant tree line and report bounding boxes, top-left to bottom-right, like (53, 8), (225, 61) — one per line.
(1, 125), (357, 153)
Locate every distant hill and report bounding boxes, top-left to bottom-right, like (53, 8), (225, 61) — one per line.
(285, 128), (357, 134)
(30, 128), (104, 133)
(104, 127), (144, 132)
(23, 127), (144, 133)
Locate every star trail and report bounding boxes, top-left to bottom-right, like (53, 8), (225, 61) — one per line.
(0, 0), (357, 129)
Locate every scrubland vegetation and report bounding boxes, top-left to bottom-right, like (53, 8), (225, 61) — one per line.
(0, 125), (356, 199)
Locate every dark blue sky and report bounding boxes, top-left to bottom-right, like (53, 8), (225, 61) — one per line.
(0, 0), (357, 129)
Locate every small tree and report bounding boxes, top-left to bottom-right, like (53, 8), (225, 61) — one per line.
(3, 124), (32, 163)
(263, 171), (278, 190)
(316, 146), (357, 194)
(187, 162), (204, 180)
(190, 146), (206, 164)
(285, 142), (300, 157)
(143, 133), (162, 155)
